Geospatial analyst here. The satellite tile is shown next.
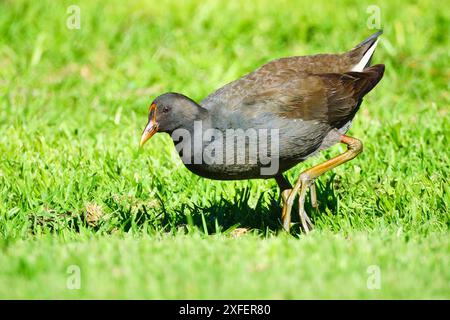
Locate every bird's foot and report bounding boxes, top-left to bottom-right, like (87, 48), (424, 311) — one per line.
(310, 181), (319, 209)
(297, 175), (315, 234)
(280, 180), (316, 233)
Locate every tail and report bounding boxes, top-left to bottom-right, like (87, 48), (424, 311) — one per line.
(349, 30), (383, 72)
(347, 64), (385, 98)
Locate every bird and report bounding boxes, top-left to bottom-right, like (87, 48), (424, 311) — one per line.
(139, 30), (385, 233)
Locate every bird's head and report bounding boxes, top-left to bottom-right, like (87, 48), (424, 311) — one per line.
(139, 92), (207, 147)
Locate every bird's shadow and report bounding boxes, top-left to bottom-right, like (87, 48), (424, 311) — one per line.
(156, 173), (339, 235)
(99, 174), (339, 235)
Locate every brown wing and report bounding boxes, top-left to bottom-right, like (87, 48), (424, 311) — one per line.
(201, 31), (382, 110)
(201, 56), (351, 110)
(201, 66), (302, 110)
(240, 64), (385, 128)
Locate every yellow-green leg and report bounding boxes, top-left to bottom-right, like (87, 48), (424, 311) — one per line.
(283, 135), (363, 233)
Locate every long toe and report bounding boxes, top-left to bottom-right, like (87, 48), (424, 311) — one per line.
(310, 182), (319, 208)
(300, 210), (313, 233)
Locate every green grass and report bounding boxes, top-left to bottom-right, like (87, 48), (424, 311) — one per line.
(2, 232), (449, 299)
(0, 0), (449, 299)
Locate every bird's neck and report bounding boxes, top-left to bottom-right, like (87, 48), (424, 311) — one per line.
(167, 105), (211, 164)
(167, 102), (211, 136)
(177, 111), (211, 135)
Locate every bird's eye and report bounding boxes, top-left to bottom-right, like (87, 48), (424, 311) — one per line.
(162, 106), (170, 113)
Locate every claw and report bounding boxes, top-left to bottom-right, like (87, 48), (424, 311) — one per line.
(297, 178), (314, 233)
(310, 181), (318, 208)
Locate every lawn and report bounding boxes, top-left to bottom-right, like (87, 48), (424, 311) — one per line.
(0, 0), (448, 299)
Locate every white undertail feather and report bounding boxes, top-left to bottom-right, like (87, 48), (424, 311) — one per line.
(351, 39), (379, 72)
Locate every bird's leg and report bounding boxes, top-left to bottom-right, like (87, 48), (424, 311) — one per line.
(284, 135), (363, 233)
(275, 174), (293, 232)
(281, 189), (292, 231)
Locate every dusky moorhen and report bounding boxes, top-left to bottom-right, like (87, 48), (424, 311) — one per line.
(140, 31), (385, 233)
